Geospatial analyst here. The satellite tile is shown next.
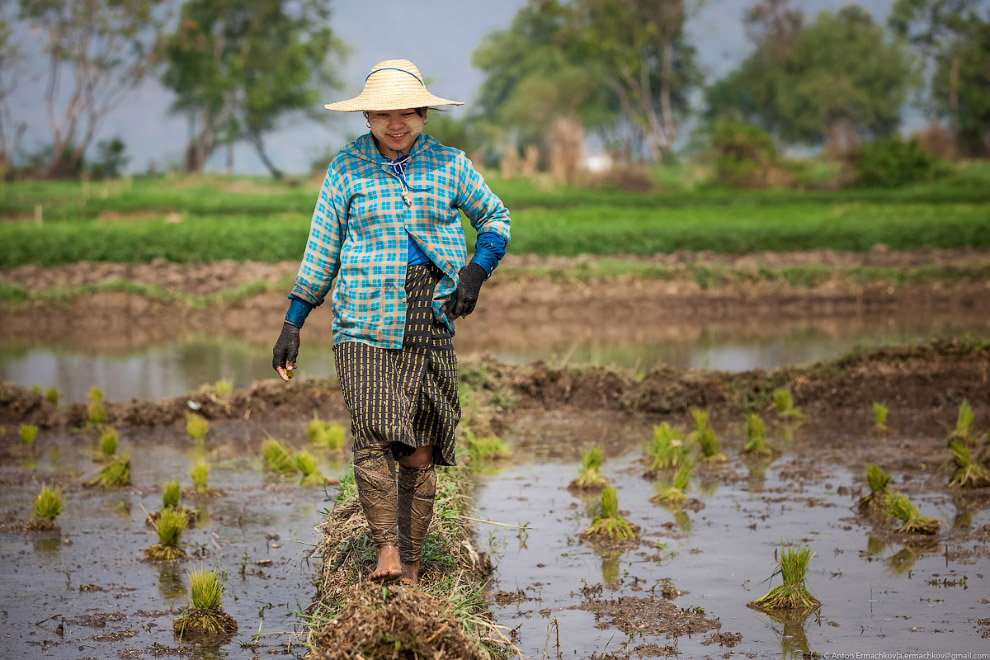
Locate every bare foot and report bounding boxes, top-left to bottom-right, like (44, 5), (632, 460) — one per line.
(399, 561), (420, 586)
(370, 545), (401, 581)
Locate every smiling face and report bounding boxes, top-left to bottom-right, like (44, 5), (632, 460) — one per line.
(366, 108), (427, 159)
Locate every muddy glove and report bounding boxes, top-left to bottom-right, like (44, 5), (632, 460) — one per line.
(272, 322), (300, 381)
(449, 262), (487, 318)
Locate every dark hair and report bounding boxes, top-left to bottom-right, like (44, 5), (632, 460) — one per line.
(364, 107), (429, 119)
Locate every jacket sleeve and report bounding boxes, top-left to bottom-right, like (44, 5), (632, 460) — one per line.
(454, 152), (511, 244)
(289, 162), (347, 307)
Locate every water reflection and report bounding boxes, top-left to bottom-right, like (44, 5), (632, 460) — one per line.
(33, 536), (62, 553)
(763, 609), (817, 659)
(158, 564), (186, 602)
(598, 549), (622, 585)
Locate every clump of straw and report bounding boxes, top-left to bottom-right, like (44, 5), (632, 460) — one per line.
(689, 410), (725, 463)
(948, 441), (989, 488)
(582, 486), (636, 540)
(648, 423), (686, 470)
(294, 450), (327, 486)
(872, 402), (889, 436)
(653, 462), (692, 505)
(19, 424), (38, 444)
(857, 464), (891, 512)
(186, 413), (209, 441)
(307, 414), (346, 450)
(773, 388), (803, 420)
(882, 492), (941, 535)
(145, 507), (188, 560)
(749, 543), (820, 612)
(743, 413), (775, 456)
(570, 447), (609, 490)
(27, 485), (63, 530)
(261, 439), (296, 473)
(86, 454), (131, 488)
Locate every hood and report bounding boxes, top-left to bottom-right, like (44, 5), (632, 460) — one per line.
(342, 132), (441, 164)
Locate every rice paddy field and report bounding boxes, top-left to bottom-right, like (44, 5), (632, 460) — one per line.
(2, 166), (990, 658)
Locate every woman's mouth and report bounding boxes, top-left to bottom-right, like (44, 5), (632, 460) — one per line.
(388, 132), (407, 141)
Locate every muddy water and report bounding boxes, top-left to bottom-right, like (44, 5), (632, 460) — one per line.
(0, 427), (348, 659)
(3, 314), (987, 403)
(474, 424), (990, 657)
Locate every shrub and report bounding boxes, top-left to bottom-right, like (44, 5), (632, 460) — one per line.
(19, 424), (38, 444)
(186, 413), (209, 441)
(709, 118), (783, 189)
(851, 137), (946, 188)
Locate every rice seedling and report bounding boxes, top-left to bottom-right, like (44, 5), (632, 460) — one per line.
(186, 413), (209, 441)
(570, 447), (609, 490)
(872, 402), (889, 436)
(27, 485), (63, 530)
(653, 461), (693, 505)
(87, 386), (106, 425)
(190, 460), (210, 494)
(648, 422), (686, 470)
(689, 410), (726, 462)
(19, 424), (38, 444)
(213, 380), (232, 394)
(772, 388), (803, 420)
(948, 441), (989, 487)
(307, 414), (346, 450)
(858, 464), (891, 511)
(45, 387), (59, 406)
(749, 543), (820, 612)
(32, 384), (43, 395)
(743, 413), (775, 456)
(466, 431), (511, 462)
(162, 479), (181, 509)
(173, 565), (238, 641)
(86, 454), (131, 488)
(883, 492), (941, 535)
(261, 438), (296, 473)
(99, 426), (118, 457)
(145, 507), (188, 561)
(946, 399), (975, 445)
(294, 450), (327, 486)
(582, 486), (636, 540)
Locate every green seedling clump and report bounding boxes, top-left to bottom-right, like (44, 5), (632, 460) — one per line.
(571, 447), (609, 490)
(294, 450), (327, 486)
(163, 479), (181, 509)
(772, 388), (803, 420)
(654, 462), (693, 505)
(45, 387), (59, 406)
(213, 380), (232, 394)
(749, 543), (820, 612)
(87, 454), (131, 488)
(32, 384), (43, 395)
(883, 492), (941, 535)
(261, 439), (296, 473)
(948, 441), (989, 488)
(583, 486), (636, 540)
(649, 422), (686, 470)
(173, 565), (238, 642)
(99, 426), (118, 456)
(145, 507), (188, 561)
(19, 424), (38, 444)
(190, 460), (211, 494)
(466, 431), (511, 462)
(28, 485), (63, 530)
(858, 464), (891, 511)
(689, 410), (726, 462)
(87, 386), (107, 425)
(743, 413), (775, 456)
(186, 413), (209, 441)
(946, 399), (975, 446)
(872, 402), (889, 436)
(307, 414), (346, 450)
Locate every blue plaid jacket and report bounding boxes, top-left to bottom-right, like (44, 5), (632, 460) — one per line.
(289, 133), (511, 349)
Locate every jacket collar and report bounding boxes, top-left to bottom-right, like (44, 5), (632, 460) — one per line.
(343, 132), (438, 164)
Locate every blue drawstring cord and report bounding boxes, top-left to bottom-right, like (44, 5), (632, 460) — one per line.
(387, 150), (430, 197)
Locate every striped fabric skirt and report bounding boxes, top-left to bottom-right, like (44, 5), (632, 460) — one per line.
(332, 264), (460, 466)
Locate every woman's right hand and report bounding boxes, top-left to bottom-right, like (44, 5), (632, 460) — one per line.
(272, 322), (300, 382)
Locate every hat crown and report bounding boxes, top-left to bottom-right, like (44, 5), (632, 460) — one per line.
(366, 59), (424, 87)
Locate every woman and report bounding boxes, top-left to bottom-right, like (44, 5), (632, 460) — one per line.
(271, 59), (510, 586)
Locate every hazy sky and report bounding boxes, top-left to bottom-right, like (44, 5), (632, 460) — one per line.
(7, 0), (923, 175)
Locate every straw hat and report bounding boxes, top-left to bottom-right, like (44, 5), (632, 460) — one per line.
(324, 59), (463, 112)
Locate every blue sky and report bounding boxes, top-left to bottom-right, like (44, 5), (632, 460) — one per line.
(7, 0), (921, 175)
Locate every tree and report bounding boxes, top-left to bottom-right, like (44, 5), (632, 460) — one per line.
(932, 17), (990, 155)
(0, 11), (27, 174)
(17, 0), (167, 177)
(161, 0), (348, 178)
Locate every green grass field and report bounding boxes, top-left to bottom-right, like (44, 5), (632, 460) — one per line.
(2, 162), (989, 266)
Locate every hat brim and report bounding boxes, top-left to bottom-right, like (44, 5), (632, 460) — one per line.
(325, 91), (463, 112)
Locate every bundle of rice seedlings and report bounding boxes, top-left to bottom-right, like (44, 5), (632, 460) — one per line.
(45, 387), (59, 406)
(163, 480), (181, 509)
(749, 543), (820, 612)
(186, 413), (209, 441)
(27, 485), (63, 530)
(772, 388), (803, 420)
(190, 460), (211, 494)
(648, 422), (686, 470)
(946, 399), (975, 446)
(653, 462), (692, 505)
(173, 565), (238, 643)
(883, 492), (941, 535)
(213, 380), (232, 394)
(294, 450), (327, 486)
(857, 464), (891, 512)
(86, 454), (131, 488)
(570, 447), (609, 490)
(19, 424), (38, 444)
(145, 507), (188, 560)
(744, 413), (775, 456)
(307, 414), (346, 450)
(582, 486), (636, 540)
(948, 441), (989, 487)
(872, 402), (889, 436)
(466, 431), (511, 462)
(87, 386), (107, 425)
(99, 426), (118, 457)
(689, 410), (725, 463)
(261, 439), (296, 473)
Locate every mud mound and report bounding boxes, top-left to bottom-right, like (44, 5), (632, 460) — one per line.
(309, 582), (484, 660)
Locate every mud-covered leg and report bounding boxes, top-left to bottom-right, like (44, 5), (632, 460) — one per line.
(397, 446), (437, 586)
(353, 445), (401, 581)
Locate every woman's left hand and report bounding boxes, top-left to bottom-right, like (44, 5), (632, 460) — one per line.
(446, 263), (487, 319)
